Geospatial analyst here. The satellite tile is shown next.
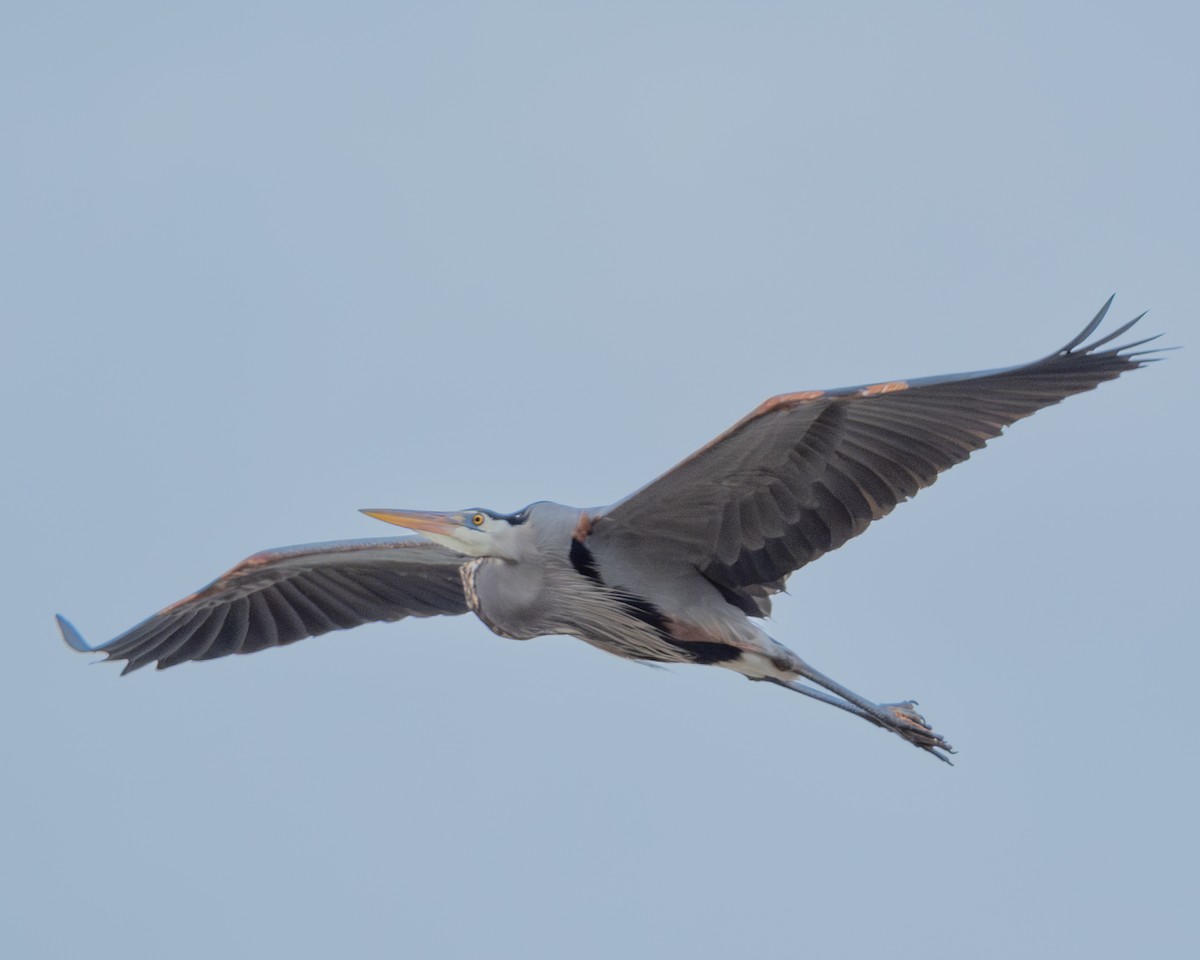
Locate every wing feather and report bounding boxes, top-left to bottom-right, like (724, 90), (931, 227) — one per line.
(595, 301), (1159, 614)
(58, 536), (470, 671)
(170, 604), (231, 667)
(201, 596), (251, 661)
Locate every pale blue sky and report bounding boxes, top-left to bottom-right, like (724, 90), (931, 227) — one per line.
(3, 4), (1197, 958)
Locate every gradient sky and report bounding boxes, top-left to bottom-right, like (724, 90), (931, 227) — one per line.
(3, 4), (1197, 958)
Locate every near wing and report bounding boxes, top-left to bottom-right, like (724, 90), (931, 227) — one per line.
(57, 536), (471, 672)
(594, 299), (1160, 617)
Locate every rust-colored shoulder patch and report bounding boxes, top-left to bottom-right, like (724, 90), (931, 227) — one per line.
(749, 390), (826, 417)
(572, 512), (594, 542)
(859, 380), (909, 397)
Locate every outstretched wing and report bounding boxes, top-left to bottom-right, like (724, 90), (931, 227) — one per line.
(594, 299), (1160, 616)
(57, 536), (471, 672)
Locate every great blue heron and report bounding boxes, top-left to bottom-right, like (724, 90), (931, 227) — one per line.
(57, 299), (1161, 762)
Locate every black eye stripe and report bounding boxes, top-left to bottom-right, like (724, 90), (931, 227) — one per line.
(476, 507), (530, 525)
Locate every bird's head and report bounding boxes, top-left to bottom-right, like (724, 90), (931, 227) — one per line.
(360, 506), (531, 560)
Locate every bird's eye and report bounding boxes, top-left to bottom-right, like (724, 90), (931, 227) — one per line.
(471, 513), (485, 527)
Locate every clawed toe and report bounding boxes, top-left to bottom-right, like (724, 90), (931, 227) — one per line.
(878, 700), (956, 763)
(760, 675), (957, 763)
(882, 699), (926, 725)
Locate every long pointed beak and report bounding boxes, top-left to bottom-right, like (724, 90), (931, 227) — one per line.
(359, 508), (462, 536)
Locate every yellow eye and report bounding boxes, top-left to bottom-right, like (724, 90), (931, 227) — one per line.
(471, 513), (485, 526)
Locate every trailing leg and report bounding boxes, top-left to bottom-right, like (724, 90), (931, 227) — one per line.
(730, 643), (956, 763)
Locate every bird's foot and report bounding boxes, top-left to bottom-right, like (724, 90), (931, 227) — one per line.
(876, 700), (956, 764)
(753, 675), (957, 764)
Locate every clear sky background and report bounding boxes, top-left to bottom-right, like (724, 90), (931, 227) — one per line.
(3, 4), (1197, 958)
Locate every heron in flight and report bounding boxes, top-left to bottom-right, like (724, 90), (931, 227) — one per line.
(58, 299), (1160, 763)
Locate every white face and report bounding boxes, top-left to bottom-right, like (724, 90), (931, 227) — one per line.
(359, 507), (528, 560)
(429, 510), (519, 558)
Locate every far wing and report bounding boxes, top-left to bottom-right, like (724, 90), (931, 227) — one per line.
(594, 299), (1159, 616)
(57, 536), (470, 672)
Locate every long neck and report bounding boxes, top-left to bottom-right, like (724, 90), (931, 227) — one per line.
(468, 504), (588, 639)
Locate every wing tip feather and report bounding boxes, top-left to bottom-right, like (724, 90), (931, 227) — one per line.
(56, 614), (94, 653)
(57, 613), (140, 670)
(1059, 294), (1115, 353)
(1060, 297), (1172, 362)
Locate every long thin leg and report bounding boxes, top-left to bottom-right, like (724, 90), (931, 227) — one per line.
(752, 676), (877, 721)
(775, 655), (956, 764)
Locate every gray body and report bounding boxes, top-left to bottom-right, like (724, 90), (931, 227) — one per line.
(466, 501), (783, 668)
(57, 300), (1162, 762)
